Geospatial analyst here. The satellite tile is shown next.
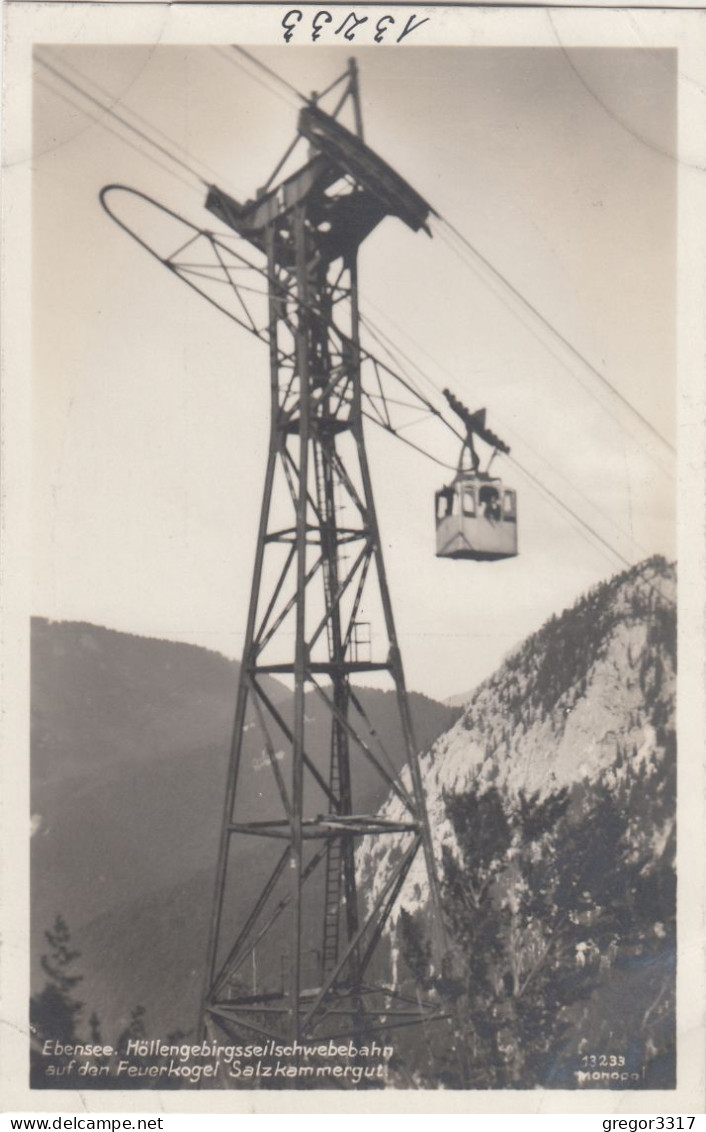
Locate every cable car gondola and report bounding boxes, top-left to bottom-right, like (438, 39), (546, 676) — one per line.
(435, 391), (518, 561)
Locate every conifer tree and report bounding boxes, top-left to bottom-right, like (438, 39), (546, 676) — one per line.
(30, 916), (85, 1087)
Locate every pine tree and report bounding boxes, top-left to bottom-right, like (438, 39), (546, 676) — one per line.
(30, 916), (85, 1087)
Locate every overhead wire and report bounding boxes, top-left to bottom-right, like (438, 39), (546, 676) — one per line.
(508, 456), (631, 572)
(216, 47), (676, 470)
(363, 268), (672, 585)
(179, 51), (677, 599)
(39, 48), (244, 198)
(35, 56), (208, 191)
(364, 333), (660, 582)
(361, 299), (467, 407)
(230, 45), (309, 105)
(213, 46), (301, 112)
(35, 77), (205, 201)
(133, 187), (660, 574)
(361, 329), (645, 571)
(359, 303), (653, 565)
(434, 218), (676, 462)
(357, 328), (635, 571)
(46, 42), (670, 581)
(337, 284), (662, 572)
(361, 310), (449, 410)
(314, 68), (350, 103)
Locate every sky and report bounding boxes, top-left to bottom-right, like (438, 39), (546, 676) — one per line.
(32, 44), (677, 700)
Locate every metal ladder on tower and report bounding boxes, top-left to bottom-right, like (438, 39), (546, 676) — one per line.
(313, 441), (345, 981)
(321, 739), (343, 978)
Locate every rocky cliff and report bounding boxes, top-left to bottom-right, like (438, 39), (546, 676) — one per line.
(359, 556), (676, 1088)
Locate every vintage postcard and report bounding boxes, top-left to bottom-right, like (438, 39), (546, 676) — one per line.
(1, 1), (705, 1115)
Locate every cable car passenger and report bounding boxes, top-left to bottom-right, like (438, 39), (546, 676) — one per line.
(436, 485), (455, 520)
(479, 485), (501, 521)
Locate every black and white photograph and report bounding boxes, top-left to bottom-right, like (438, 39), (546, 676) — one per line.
(2, 2), (705, 1115)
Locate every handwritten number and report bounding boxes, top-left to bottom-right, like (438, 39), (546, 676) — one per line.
(281, 9), (428, 43)
(282, 9), (303, 43)
(396, 14), (430, 43)
(312, 11), (332, 41)
(335, 13), (369, 41)
(375, 15), (395, 42)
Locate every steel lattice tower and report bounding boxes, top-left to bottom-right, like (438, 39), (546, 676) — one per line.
(103, 60), (453, 1053)
(196, 63), (451, 1049)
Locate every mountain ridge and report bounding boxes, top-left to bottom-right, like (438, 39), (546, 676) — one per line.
(354, 555), (676, 1087)
(30, 556), (676, 1086)
(359, 556), (676, 927)
(30, 617), (460, 1037)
